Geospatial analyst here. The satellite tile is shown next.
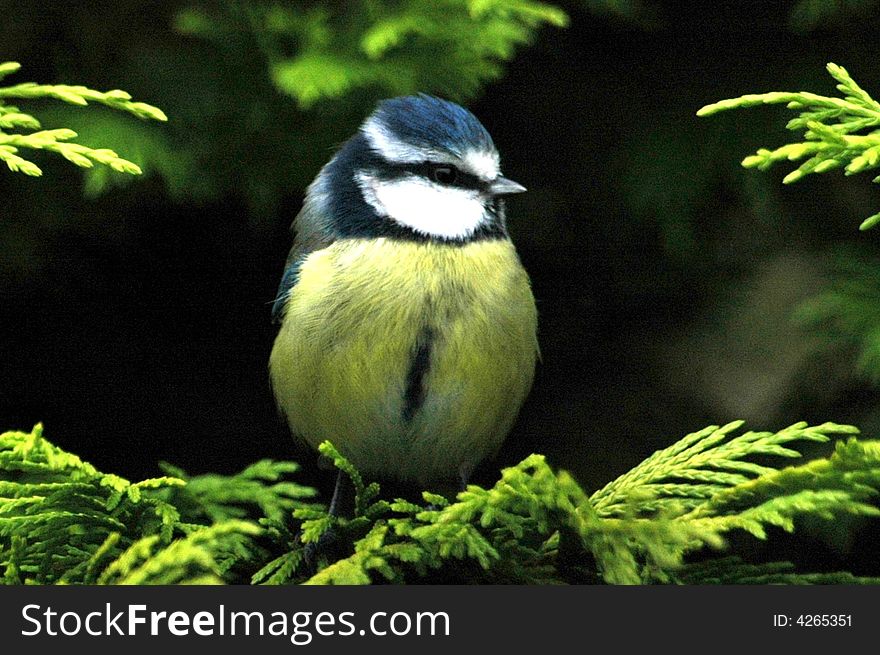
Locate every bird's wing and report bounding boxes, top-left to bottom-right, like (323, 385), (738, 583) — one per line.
(271, 196), (335, 323)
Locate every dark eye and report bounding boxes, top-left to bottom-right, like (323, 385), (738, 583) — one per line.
(431, 165), (458, 185)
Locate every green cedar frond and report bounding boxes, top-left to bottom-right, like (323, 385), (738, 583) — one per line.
(3, 420), (880, 584)
(251, 549), (304, 585)
(31, 107), (192, 199)
(317, 441), (389, 519)
(698, 62), (880, 230)
(291, 422), (880, 585)
(0, 62), (166, 178)
(0, 425), (314, 585)
(580, 0), (658, 26)
(159, 459), (317, 525)
(691, 437), (880, 516)
(590, 420), (856, 516)
(0, 424), (185, 583)
(288, 449), (718, 585)
(0, 82), (167, 121)
(676, 556), (880, 584)
(98, 521), (260, 585)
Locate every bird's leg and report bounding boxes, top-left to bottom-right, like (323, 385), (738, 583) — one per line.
(423, 464), (474, 511)
(458, 461), (475, 493)
(328, 469), (355, 518)
(303, 470), (354, 570)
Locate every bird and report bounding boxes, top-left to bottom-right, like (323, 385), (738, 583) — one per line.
(269, 94), (538, 511)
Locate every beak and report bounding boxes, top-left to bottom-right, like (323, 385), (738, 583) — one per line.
(488, 176), (527, 196)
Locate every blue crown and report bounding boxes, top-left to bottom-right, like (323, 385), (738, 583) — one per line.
(370, 94), (495, 157)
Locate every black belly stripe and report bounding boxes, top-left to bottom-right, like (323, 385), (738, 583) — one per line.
(402, 327), (434, 423)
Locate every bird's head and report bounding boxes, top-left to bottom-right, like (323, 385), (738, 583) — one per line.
(315, 94), (525, 242)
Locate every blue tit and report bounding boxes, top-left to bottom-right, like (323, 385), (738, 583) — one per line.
(269, 94), (538, 493)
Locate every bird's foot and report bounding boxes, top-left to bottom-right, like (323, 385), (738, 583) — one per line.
(302, 525), (349, 573)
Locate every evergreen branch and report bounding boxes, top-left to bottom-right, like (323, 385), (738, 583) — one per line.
(689, 437), (880, 517)
(0, 62), (22, 81)
(0, 145), (41, 176)
(293, 423), (877, 585)
(0, 107), (41, 130)
(98, 520), (260, 585)
(589, 421), (855, 516)
(677, 556), (880, 584)
(0, 62), (165, 179)
(788, 0), (880, 33)
(698, 62), (880, 230)
(160, 459), (317, 524)
(251, 549), (303, 585)
(4, 419), (880, 584)
(317, 441), (386, 518)
(0, 83), (167, 121)
(689, 489), (878, 540)
(0, 129), (143, 174)
(0, 425), (313, 585)
(0, 425), (186, 583)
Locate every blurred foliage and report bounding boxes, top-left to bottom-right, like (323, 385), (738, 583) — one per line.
(581, 0), (656, 23)
(798, 250), (880, 383)
(615, 117), (727, 259)
(0, 61), (165, 178)
(175, 1), (568, 108)
(4, 422), (880, 585)
(789, 0), (880, 31)
(702, 58), (880, 392)
(0, 0), (661, 219)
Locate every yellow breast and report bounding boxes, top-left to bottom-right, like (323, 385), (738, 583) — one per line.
(269, 237), (538, 483)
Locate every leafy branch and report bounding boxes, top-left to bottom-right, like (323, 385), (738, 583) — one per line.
(0, 61), (166, 178)
(259, 423), (880, 585)
(0, 425), (313, 584)
(3, 420), (880, 585)
(698, 62), (880, 230)
(590, 420), (851, 516)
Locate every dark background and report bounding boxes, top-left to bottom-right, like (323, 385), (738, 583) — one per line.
(3, 1), (880, 573)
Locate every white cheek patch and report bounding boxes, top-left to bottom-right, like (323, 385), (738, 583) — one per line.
(356, 172), (488, 240)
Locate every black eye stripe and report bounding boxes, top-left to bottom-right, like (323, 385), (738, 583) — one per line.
(386, 162), (487, 191)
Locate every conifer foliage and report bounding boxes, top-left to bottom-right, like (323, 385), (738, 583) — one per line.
(3, 422), (879, 585)
(699, 62), (880, 230)
(0, 425), (317, 585)
(0, 62), (166, 178)
(175, 1), (569, 108)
